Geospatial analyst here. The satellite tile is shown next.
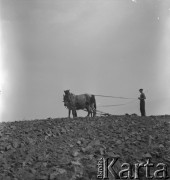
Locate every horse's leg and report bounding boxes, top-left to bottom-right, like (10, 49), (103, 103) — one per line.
(92, 106), (96, 117)
(71, 110), (74, 117)
(89, 105), (93, 117)
(72, 110), (77, 117)
(90, 95), (97, 117)
(72, 110), (74, 117)
(86, 106), (90, 117)
(92, 110), (95, 117)
(91, 108), (93, 117)
(75, 110), (77, 117)
(92, 104), (96, 117)
(91, 105), (94, 117)
(68, 109), (71, 118)
(93, 109), (96, 117)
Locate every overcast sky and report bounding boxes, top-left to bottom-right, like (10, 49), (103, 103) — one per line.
(0, 0), (170, 122)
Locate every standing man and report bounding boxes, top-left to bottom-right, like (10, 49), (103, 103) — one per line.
(138, 89), (146, 116)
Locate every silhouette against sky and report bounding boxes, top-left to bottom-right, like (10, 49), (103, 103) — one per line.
(0, 0), (170, 121)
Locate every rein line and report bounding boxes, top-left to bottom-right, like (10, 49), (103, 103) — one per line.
(94, 94), (136, 100)
(98, 99), (137, 107)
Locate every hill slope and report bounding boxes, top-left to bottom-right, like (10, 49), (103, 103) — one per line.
(0, 115), (170, 180)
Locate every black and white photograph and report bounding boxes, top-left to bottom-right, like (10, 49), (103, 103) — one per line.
(0, 0), (170, 179)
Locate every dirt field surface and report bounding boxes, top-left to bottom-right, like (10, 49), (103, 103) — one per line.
(0, 115), (170, 180)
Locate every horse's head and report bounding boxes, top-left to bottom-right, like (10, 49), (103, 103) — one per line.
(64, 90), (70, 95)
(63, 90), (71, 107)
(63, 94), (68, 107)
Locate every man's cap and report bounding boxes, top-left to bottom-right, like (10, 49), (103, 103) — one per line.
(139, 88), (143, 91)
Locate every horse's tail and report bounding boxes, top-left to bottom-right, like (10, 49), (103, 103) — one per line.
(91, 95), (96, 110)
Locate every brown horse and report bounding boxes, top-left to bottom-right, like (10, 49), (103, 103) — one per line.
(63, 90), (96, 118)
